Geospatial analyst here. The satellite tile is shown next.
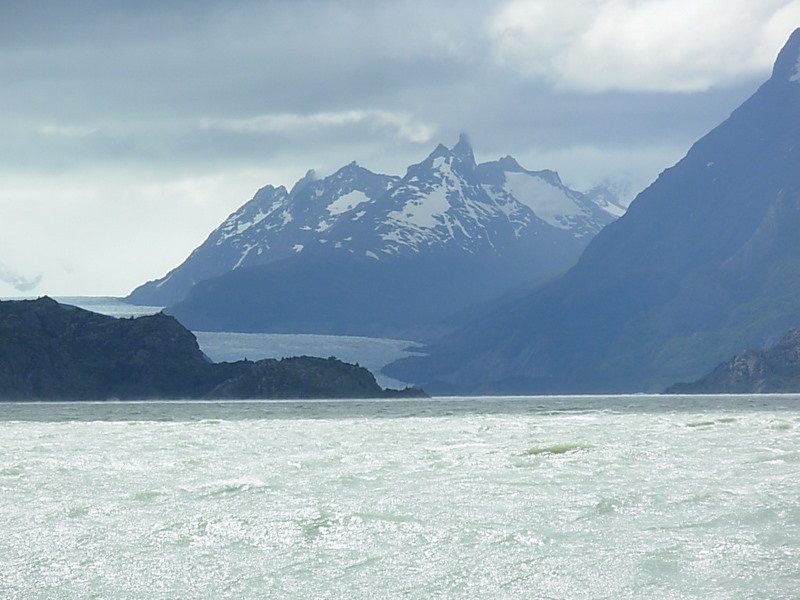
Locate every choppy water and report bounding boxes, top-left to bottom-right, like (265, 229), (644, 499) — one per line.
(2, 395), (799, 599)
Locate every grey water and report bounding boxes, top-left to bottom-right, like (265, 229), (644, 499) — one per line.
(2, 395), (799, 599)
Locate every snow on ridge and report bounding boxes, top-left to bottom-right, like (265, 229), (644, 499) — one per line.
(326, 190), (371, 216)
(432, 156), (449, 172)
(196, 143), (613, 272)
(215, 193), (290, 242)
(387, 186), (450, 230)
(233, 243), (258, 269)
(504, 172), (586, 229)
(234, 210), (268, 235)
(598, 202), (625, 218)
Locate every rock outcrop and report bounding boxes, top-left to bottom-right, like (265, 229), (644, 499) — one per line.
(665, 329), (800, 394)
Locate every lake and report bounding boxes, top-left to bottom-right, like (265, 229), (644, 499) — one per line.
(2, 395), (799, 599)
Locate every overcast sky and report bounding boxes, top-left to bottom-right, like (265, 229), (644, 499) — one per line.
(1, 0), (798, 297)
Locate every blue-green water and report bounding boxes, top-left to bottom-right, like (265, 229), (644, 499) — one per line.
(2, 395), (799, 599)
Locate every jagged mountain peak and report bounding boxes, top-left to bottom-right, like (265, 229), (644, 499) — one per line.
(411, 134), (477, 178)
(254, 182), (287, 195)
(496, 155), (523, 171)
(127, 137), (624, 307)
(295, 161), (391, 195)
(772, 27), (800, 83)
(330, 160), (366, 177)
(452, 132), (474, 156)
(290, 169), (318, 194)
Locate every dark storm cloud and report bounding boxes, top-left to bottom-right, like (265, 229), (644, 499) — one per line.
(0, 0), (484, 116)
(0, 0), (495, 174)
(1, 0), (775, 176)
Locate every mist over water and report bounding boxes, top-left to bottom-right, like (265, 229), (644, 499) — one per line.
(2, 396), (799, 599)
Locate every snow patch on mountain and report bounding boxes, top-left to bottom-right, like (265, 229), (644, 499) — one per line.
(233, 243), (258, 269)
(388, 187), (450, 230)
(503, 172), (587, 230)
(327, 190), (372, 216)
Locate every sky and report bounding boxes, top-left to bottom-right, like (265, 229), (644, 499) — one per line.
(1, 0), (799, 297)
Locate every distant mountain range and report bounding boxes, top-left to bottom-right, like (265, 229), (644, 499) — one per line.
(128, 135), (624, 339)
(385, 28), (800, 393)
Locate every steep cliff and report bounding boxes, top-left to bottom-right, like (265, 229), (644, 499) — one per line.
(666, 329), (800, 394)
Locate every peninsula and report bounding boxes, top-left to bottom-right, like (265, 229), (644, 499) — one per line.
(0, 297), (423, 401)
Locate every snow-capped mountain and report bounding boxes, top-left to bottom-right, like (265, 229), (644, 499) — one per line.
(128, 135), (623, 310)
(128, 163), (399, 306)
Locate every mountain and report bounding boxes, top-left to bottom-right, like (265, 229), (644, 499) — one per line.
(128, 163), (400, 307)
(665, 329), (800, 394)
(128, 135), (622, 339)
(0, 297), (423, 400)
(385, 29), (800, 393)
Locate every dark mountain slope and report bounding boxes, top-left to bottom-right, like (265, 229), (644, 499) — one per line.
(0, 297), (421, 400)
(386, 29), (800, 393)
(164, 250), (547, 341)
(665, 329), (800, 394)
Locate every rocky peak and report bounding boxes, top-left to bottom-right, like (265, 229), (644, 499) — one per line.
(451, 132), (477, 170)
(665, 327), (800, 394)
(409, 134), (477, 181)
(496, 155), (524, 172)
(772, 27), (800, 84)
(290, 169), (318, 195)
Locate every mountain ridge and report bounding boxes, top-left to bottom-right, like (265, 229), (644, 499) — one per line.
(128, 136), (623, 307)
(128, 137), (624, 339)
(385, 28), (800, 393)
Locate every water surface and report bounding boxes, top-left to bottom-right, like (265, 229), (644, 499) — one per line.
(2, 395), (798, 599)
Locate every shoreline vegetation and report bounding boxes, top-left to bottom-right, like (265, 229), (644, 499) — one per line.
(0, 297), (425, 401)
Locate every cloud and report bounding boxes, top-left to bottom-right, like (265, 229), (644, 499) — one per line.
(0, 263), (42, 293)
(200, 110), (436, 144)
(513, 140), (689, 195)
(490, 0), (800, 92)
(0, 168), (279, 296)
(38, 124), (100, 137)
